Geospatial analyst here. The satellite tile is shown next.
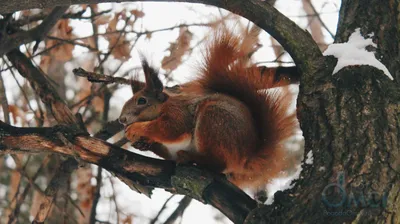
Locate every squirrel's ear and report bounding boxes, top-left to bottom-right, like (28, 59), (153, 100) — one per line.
(141, 59), (163, 93)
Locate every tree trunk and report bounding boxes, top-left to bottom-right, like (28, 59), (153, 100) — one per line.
(245, 0), (400, 223)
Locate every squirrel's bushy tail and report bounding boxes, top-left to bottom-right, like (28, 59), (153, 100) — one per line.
(197, 30), (298, 188)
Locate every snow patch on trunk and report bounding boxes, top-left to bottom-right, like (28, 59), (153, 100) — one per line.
(323, 28), (393, 80)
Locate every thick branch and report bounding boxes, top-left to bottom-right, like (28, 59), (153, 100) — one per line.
(0, 6), (68, 56)
(0, 121), (257, 224)
(74, 65), (300, 88)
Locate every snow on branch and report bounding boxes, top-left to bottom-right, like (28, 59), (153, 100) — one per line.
(323, 28), (393, 80)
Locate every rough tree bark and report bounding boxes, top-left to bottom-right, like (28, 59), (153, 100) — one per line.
(0, 0), (399, 224)
(246, 0), (400, 223)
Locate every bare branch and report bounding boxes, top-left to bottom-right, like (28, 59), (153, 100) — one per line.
(89, 167), (102, 224)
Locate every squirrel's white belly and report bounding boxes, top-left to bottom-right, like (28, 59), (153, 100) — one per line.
(162, 137), (193, 159)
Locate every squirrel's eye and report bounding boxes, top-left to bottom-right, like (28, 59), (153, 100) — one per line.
(137, 97), (147, 105)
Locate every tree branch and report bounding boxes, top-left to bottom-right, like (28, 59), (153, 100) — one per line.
(0, 121), (257, 224)
(0, 6), (68, 56)
(73, 65), (300, 89)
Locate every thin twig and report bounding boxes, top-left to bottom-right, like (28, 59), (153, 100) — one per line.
(89, 167), (102, 224)
(163, 196), (192, 224)
(305, 0), (335, 39)
(46, 36), (99, 52)
(150, 195), (176, 224)
(73, 67), (131, 85)
(11, 9), (112, 27)
(109, 178), (120, 224)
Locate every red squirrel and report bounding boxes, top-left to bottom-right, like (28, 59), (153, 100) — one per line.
(118, 31), (298, 189)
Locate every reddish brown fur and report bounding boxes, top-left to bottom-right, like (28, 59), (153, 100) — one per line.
(122, 31), (297, 190)
(192, 32), (297, 188)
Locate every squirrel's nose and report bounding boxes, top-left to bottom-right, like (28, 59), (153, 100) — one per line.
(119, 116), (127, 125)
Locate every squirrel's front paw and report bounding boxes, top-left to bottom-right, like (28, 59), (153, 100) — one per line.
(125, 122), (148, 142)
(132, 136), (153, 151)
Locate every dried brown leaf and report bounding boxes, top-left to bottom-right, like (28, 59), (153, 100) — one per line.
(39, 55), (51, 73)
(45, 20), (76, 62)
(8, 105), (23, 124)
(107, 13), (119, 32)
(81, 36), (97, 49)
(130, 9), (145, 18)
(122, 216), (133, 224)
(105, 13), (131, 61)
(94, 14), (111, 26)
(111, 39), (131, 60)
(161, 27), (193, 71)
(30, 191), (45, 218)
(145, 32), (152, 40)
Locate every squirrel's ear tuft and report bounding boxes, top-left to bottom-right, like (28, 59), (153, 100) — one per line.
(141, 58), (163, 93)
(130, 79), (145, 94)
(130, 72), (145, 94)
